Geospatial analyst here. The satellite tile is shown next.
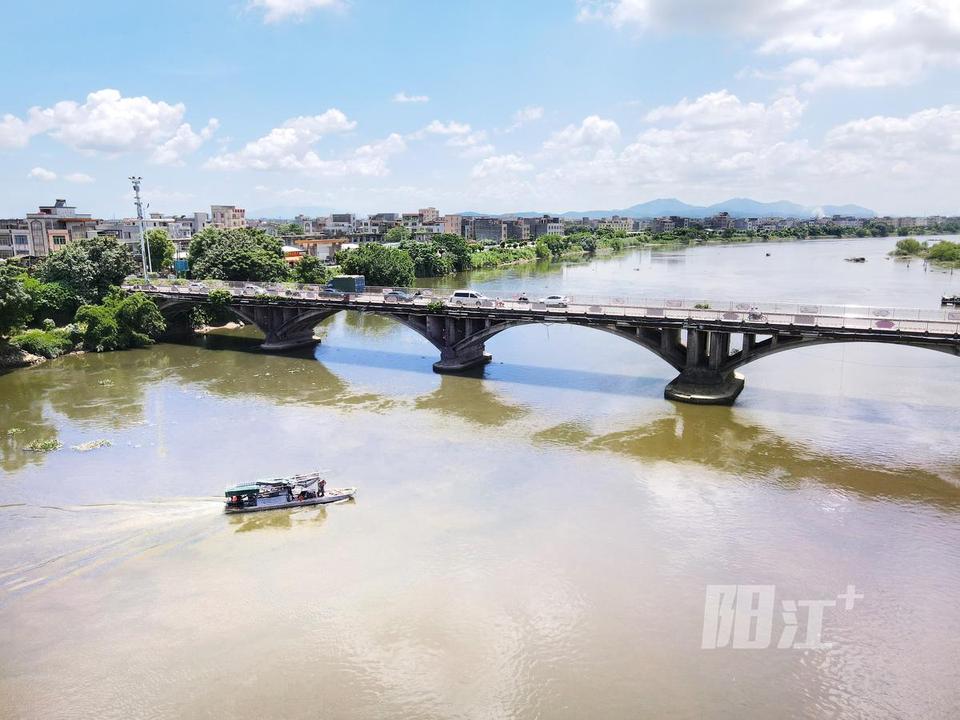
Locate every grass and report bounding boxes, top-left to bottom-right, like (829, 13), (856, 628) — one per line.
(25, 438), (62, 452)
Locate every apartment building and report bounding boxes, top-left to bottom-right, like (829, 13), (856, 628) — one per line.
(0, 220), (30, 259)
(443, 214), (463, 236)
(210, 205), (246, 228)
(25, 199), (99, 256)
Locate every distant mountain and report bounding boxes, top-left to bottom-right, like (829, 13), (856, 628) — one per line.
(254, 197), (878, 221)
(485, 197), (877, 220)
(818, 204), (877, 218)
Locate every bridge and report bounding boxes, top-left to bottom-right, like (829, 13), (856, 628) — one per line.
(127, 280), (960, 405)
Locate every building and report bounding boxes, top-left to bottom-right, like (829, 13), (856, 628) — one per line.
(0, 220), (30, 259)
(443, 214), (463, 236)
(419, 207), (439, 223)
(291, 236), (347, 263)
(597, 216), (633, 233)
(327, 213), (356, 234)
(25, 199), (99, 256)
(526, 215), (564, 239)
(469, 217), (507, 243)
(210, 205), (246, 229)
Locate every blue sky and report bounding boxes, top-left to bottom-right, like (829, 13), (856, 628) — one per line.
(2, 0), (959, 217)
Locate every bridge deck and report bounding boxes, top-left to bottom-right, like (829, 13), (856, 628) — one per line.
(128, 280), (960, 340)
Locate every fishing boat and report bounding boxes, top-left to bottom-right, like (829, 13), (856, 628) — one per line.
(224, 472), (356, 514)
(942, 294), (960, 307)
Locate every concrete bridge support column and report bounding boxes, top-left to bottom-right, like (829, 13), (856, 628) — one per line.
(665, 330), (744, 406)
(426, 316), (491, 373)
(236, 306), (327, 352)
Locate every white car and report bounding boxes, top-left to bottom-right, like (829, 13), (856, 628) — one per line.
(539, 294), (569, 307)
(447, 290), (489, 307)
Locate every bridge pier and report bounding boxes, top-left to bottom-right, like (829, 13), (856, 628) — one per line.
(664, 329), (744, 405)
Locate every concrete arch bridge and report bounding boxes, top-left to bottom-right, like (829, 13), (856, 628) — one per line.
(133, 281), (960, 405)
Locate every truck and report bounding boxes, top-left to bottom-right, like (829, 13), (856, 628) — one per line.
(329, 275), (366, 293)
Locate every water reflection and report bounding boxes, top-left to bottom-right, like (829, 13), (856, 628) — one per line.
(415, 375), (528, 426)
(534, 403), (960, 507)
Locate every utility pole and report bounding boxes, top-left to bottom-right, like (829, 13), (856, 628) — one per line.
(129, 176), (151, 278)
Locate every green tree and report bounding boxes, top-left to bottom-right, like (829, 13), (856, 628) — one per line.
(432, 233), (471, 272)
(0, 265), (33, 338)
(892, 237), (925, 256)
(145, 229), (176, 271)
(404, 242), (454, 277)
(188, 227), (290, 282)
(534, 240), (550, 260)
(927, 241), (960, 263)
(276, 222), (304, 236)
(39, 236), (136, 302)
(385, 226), (412, 244)
(539, 233), (570, 259)
(21, 277), (78, 326)
(291, 255), (332, 284)
(336, 243), (415, 286)
(75, 290), (166, 352)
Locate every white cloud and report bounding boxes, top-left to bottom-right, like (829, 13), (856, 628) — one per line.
(543, 115), (620, 151)
(471, 154), (534, 178)
(0, 88), (217, 161)
(206, 112), (404, 178)
(152, 119), (220, 165)
(579, 0), (960, 90)
(393, 91), (430, 104)
(0, 114), (37, 148)
(505, 105), (544, 132)
(205, 109), (357, 171)
(249, 0), (343, 23)
(64, 172), (95, 184)
(422, 120), (471, 136)
(28, 167), (57, 181)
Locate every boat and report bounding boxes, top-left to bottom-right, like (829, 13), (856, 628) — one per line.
(942, 294), (960, 307)
(224, 472), (356, 514)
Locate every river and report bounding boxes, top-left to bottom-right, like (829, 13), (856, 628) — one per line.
(2, 237), (959, 719)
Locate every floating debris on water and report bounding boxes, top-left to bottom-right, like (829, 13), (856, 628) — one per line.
(6, 428), (24, 436)
(71, 439), (112, 452)
(25, 439), (62, 452)
(97, 379), (115, 387)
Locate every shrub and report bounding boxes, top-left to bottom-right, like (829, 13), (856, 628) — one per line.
(25, 438), (62, 452)
(426, 300), (445, 313)
(75, 290), (166, 352)
(10, 328), (75, 358)
(892, 237), (925, 256)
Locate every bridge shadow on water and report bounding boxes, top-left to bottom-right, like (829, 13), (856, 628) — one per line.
(311, 343), (960, 430)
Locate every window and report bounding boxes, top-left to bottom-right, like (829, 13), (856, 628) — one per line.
(14, 235), (28, 245)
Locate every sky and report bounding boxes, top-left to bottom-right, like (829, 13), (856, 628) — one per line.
(1, 0), (959, 218)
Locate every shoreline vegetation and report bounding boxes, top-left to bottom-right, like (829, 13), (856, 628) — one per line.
(4, 225), (959, 372)
(889, 237), (960, 269)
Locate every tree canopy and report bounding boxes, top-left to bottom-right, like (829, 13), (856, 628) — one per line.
(385, 226), (412, 244)
(0, 265), (32, 338)
(276, 222), (304, 236)
(39, 236), (136, 303)
(291, 255), (332, 284)
(75, 289), (166, 352)
(145, 228), (176, 271)
(336, 243), (415, 286)
(188, 227), (290, 281)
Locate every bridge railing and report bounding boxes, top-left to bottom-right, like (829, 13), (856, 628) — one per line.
(127, 279), (960, 337)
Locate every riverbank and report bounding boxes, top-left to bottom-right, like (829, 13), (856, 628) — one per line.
(0, 343), (44, 371)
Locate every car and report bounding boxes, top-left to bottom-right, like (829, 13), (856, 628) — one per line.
(539, 294), (569, 307)
(383, 289), (414, 302)
(447, 290), (489, 307)
(243, 284), (266, 295)
(187, 282), (206, 293)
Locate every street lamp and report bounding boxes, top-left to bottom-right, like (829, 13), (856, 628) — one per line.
(129, 176), (153, 279)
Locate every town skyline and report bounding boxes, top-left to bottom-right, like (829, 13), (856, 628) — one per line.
(2, 1), (959, 217)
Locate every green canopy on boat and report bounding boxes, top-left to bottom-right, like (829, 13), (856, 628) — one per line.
(225, 484), (261, 497)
